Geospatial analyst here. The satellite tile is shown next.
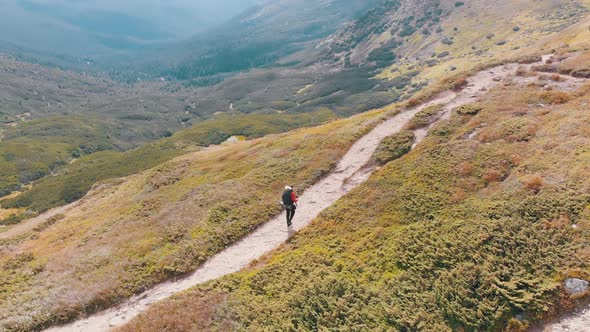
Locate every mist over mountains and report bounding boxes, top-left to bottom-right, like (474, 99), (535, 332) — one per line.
(0, 0), (260, 56)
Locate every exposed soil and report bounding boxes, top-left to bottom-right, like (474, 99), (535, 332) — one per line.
(530, 302), (590, 332)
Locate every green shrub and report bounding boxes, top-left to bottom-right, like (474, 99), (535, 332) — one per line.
(373, 130), (415, 165)
(0, 213), (27, 226)
(442, 37), (454, 45)
(437, 51), (450, 58)
(454, 104), (483, 115)
(407, 104), (444, 129)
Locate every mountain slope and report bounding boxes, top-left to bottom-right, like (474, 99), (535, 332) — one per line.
(323, 0), (588, 80)
(1, 0), (587, 231)
(153, 0), (382, 80)
(0, 54), (199, 200)
(1, 1), (590, 331)
(0, 0), (448, 216)
(121, 52), (590, 331)
(0, 109), (386, 331)
(0, 0), (410, 212)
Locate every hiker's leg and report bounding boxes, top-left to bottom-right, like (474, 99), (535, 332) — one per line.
(286, 209), (291, 224)
(290, 209), (296, 223)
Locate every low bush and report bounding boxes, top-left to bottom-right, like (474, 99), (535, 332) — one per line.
(454, 104), (483, 115)
(517, 55), (542, 64)
(372, 130), (415, 165)
(482, 169), (504, 184)
(407, 104), (444, 129)
(0, 213), (27, 226)
(536, 91), (572, 105)
(456, 161), (475, 176)
(479, 118), (538, 143)
(451, 77), (469, 91)
(521, 174), (545, 193)
(437, 51), (450, 58)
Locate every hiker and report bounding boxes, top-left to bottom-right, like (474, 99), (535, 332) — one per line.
(282, 185), (298, 227)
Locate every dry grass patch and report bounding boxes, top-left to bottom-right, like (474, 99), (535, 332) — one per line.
(535, 91), (572, 105)
(521, 174), (546, 193)
(557, 52), (590, 78)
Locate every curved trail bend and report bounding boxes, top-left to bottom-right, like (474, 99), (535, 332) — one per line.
(46, 56), (589, 331)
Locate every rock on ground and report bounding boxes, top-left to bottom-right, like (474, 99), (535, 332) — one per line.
(565, 278), (589, 295)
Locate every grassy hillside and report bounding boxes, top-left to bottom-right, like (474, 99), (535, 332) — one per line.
(166, 0), (590, 128)
(0, 109), (337, 219)
(0, 54), (193, 198)
(121, 54), (590, 331)
(325, 0), (588, 89)
(0, 108), (386, 331)
(0, 51), (350, 208)
(2, 0), (587, 211)
(1, 1), (589, 331)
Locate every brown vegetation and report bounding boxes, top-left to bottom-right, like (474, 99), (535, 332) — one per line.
(521, 174), (545, 193)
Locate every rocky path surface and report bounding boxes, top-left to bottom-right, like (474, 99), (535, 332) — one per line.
(531, 302), (590, 332)
(45, 56), (589, 331)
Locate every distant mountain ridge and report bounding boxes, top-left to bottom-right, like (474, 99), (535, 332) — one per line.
(0, 0), (260, 58)
(152, 0), (383, 80)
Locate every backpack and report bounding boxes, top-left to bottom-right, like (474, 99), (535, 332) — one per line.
(282, 189), (293, 206)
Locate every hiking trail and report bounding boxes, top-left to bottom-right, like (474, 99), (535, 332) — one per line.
(0, 202), (78, 240)
(43, 55), (589, 331)
(531, 302), (590, 332)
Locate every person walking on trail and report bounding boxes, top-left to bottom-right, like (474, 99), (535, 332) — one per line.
(282, 186), (298, 227)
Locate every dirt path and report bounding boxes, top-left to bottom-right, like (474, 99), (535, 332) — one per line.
(530, 302), (590, 332)
(0, 201), (78, 240)
(46, 56), (589, 331)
